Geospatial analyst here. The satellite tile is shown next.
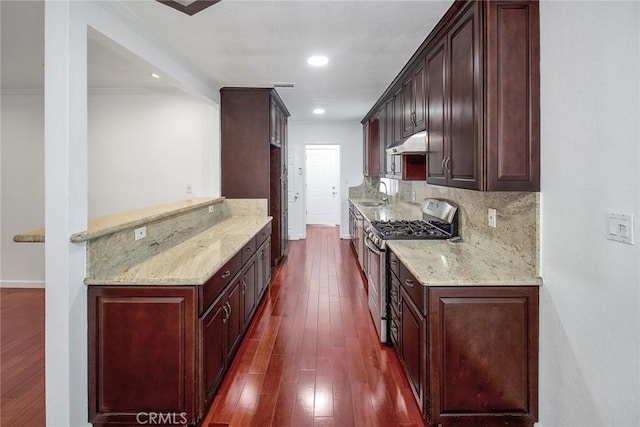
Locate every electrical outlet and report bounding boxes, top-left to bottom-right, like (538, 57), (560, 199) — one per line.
(488, 208), (497, 228)
(412, 191), (417, 202)
(134, 226), (147, 241)
(186, 184), (192, 195)
(208, 205), (214, 214)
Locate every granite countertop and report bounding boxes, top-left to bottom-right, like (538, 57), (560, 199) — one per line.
(85, 215), (272, 286)
(349, 198), (422, 222)
(388, 240), (542, 287)
(13, 197), (225, 243)
(349, 197), (541, 287)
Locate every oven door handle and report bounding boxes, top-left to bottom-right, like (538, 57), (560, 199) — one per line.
(364, 236), (383, 256)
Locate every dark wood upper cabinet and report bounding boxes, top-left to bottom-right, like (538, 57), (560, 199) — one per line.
(363, 118), (380, 177)
(485, 0), (540, 191)
(221, 88), (290, 265)
(443, 1), (482, 189)
(402, 59), (427, 138)
(425, 35), (448, 187)
(363, 0), (540, 192)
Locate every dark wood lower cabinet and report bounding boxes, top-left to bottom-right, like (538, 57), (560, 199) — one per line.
(388, 250), (539, 426)
(88, 287), (197, 426)
(428, 286), (539, 426)
(399, 287), (426, 411)
(200, 295), (226, 412)
(89, 231), (272, 426)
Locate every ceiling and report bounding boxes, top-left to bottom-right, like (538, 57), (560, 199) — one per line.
(1, 0), (453, 122)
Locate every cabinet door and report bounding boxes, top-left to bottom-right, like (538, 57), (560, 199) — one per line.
(402, 74), (415, 138)
(362, 121), (370, 176)
(393, 87), (403, 144)
(400, 288), (426, 411)
(485, 0), (540, 191)
(242, 256), (257, 328)
(385, 97), (395, 176)
(412, 59), (427, 132)
(200, 296), (227, 407)
(226, 279), (243, 359)
(426, 36), (448, 186)
(428, 286), (539, 425)
(447, 2), (482, 189)
(367, 118), (380, 177)
(258, 238), (272, 296)
(88, 287), (197, 426)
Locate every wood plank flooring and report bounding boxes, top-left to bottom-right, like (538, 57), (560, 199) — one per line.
(204, 225), (423, 426)
(0, 225), (422, 426)
(0, 288), (46, 426)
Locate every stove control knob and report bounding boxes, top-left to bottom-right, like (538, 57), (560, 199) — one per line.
(374, 237), (380, 245)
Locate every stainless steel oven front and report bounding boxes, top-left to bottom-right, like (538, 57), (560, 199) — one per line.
(364, 235), (387, 343)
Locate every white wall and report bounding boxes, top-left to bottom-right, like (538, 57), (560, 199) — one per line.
(0, 90), (219, 286)
(0, 93), (45, 287)
(88, 90), (219, 217)
(288, 120), (363, 239)
(539, 2), (640, 426)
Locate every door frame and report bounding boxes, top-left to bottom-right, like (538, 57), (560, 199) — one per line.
(304, 144), (341, 234)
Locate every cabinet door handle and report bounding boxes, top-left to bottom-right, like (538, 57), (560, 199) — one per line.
(221, 270), (231, 279)
(405, 279), (415, 287)
(226, 302), (232, 316)
(391, 260), (397, 266)
(242, 281), (246, 294)
(222, 304), (230, 323)
(246, 247), (253, 252)
(445, 157), (452, 173)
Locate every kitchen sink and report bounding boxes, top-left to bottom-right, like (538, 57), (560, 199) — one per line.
(359, 201), (386, 207)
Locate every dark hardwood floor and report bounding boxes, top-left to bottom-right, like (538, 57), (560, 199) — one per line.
(204, 225), (423, 426)
(0, 225), (422, 426)
(0, 288), (46, 426)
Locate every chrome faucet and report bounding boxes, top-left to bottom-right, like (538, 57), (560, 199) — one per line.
(378, 180), (389, 205)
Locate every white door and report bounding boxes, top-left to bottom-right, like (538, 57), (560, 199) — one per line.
(305, 145), (340, 225)
(287, 147), (300, 239)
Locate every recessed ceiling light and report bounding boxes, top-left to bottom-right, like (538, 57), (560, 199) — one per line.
(307, 56), (329, 67)
(150, 73), (161, 79)
(313, 108), (325, 115)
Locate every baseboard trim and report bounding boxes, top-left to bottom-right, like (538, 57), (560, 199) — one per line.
(0, 280), (45, 288)
(340, 233), (353, 240)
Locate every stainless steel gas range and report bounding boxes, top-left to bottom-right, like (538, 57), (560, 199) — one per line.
(363, 198), (458, 343)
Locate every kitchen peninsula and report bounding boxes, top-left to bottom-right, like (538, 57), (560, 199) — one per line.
(14, 197), (273, 426)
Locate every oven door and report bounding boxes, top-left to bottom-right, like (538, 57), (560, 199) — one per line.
(364, 236), (387, 343)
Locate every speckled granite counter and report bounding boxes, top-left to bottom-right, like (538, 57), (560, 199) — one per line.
(349, 197), (541, 287)
(387, 240), (541, 287)
(350, 198), (421, 222)
(85, 216), (271, 286)
(12, 197), (225, 243)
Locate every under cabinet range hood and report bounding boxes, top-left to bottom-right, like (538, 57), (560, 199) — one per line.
(386, 131), (427, 155)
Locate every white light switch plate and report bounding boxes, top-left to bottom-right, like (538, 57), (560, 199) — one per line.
(607, 213), (634, 245)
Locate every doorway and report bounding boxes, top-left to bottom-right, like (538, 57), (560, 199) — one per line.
(305, 145), (341, 225)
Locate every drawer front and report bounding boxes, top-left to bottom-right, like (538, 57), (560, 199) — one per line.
(241, 237), (257, 265)
(389, 250), (401, 279)
(256, 222), (272, 247)
(399, 262), (425, 315)
(201, 252), (241, 314)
